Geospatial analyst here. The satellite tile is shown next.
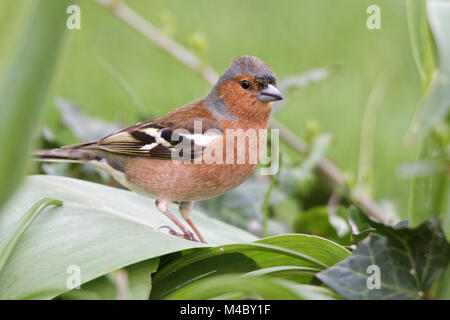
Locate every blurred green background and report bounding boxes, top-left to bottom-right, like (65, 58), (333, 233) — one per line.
(0, 0), (420, 219)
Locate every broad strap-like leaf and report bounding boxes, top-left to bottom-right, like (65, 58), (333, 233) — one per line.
(0, 175), (256, 299)
(151, 234), (349, 299)
(164, 274), (337, 300)
(60, 258), (160, 300)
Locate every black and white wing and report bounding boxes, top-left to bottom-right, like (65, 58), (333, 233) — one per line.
(94, 118), (223, 160)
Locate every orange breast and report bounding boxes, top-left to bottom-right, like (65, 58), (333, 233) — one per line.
(124, 158), (258, 201)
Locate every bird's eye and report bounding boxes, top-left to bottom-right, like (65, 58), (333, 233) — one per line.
(240, 80), (250, 90)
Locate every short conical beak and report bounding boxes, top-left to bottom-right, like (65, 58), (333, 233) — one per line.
(257, 84), (284, 102)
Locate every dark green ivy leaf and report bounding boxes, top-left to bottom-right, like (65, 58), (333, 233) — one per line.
(317, 215), (450, 299)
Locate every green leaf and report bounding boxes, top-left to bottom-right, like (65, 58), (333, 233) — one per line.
(437, 265), (450, 299)
(406, 0), (450, 240)
(60, 258), (159, 300)
(0, 175), (256, 299)
(125, 258), (160, 299)
(0, 0), (71, 210)
(443, 185), (450, 241)
(409, 138), (449, 238)
(165, 274), (336, 300)
(407, 0), (450, 140)
(154, 242), (329, 283)
(154, 234), (349, 283)
(151, 234), (349, 299)
(406, 0), (437, 90)
(151, 252), (259, 299)
(251, 234), (350, 269)
(244, 265), (321, 283)
(0, 198), (62, 273)
(317, 217), (450, 299)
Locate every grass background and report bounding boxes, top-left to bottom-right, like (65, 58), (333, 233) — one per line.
(0, 0), (421, 219)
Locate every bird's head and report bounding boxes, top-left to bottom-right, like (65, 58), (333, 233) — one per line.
(205, 56), (283, 121)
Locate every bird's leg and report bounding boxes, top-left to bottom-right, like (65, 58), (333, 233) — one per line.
(157, 225), (189, 238)
(155, 199), (198, 242)
(179, 201), (207, 244)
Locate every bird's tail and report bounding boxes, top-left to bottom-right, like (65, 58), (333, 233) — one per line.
(33, 141), (100, 163)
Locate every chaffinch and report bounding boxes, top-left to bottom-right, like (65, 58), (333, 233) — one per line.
(35, 56), (283, 243)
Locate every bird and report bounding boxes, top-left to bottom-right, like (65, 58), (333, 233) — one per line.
(34, 55), (283, 243)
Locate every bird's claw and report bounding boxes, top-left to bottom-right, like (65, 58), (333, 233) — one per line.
(158, 225), (199, 242)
